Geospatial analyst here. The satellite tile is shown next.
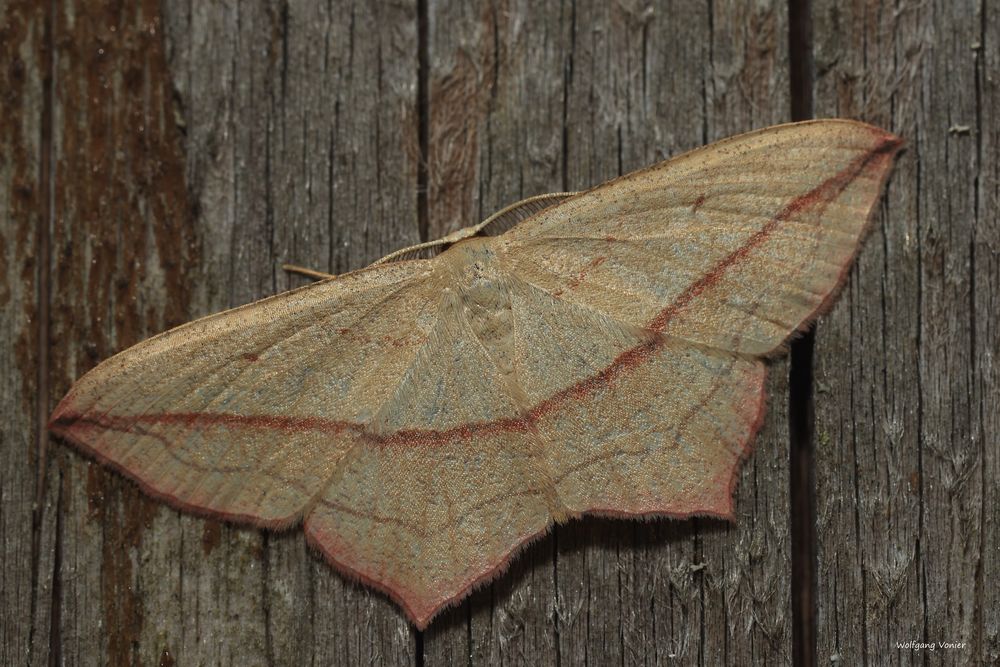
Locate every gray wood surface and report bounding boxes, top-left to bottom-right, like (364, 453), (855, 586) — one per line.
(421, 2), (791, 664)
(812, 0), (999, 664)
(0, 1), (54, 664)
(1, 1), (994, 665)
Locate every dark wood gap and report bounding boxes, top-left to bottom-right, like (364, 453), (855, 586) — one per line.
(414, 627), (425, 667)
(416, 0), (430, 244)
(414, 1), (429, 664)
(789, 0), (815, 120)
(788, 0), (817, 665)
(48, 470), (63, 667)
(789, 331), (817, 667)
(29, 0), (57, 662)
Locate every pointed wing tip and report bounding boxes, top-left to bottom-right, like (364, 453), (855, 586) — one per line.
(394, 592), (464, 630)
(407, 605), (439, 632)
(49, 406), (302, 532)
(305, 515), (558, 631)
(47, 393), (77, 433)
(793, 118), (905, 158)
(47, 415), (67, 436)
(844, 120), (906, 162)
(872, 128), (905, 156)
(303, 521), (451, 630)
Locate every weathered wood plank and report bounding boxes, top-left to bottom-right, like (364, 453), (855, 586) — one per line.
(978, 7), (999, 662)
(44, 2), (202, 664)
(421, 1), (567, 664)
(27, 0), (418, 664)
(165, 2), (417, 664)
(162, 0), (420, 663)
(0, 1), (56, 664)
(11, 1), (991, 663)
(699, 3), (793, 664)
(422, 1), (792, 664)
(813, 0), (997, 663)
(557, 2), (793, 664)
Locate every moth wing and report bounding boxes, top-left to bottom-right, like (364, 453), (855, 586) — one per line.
(500, 276), (766, 519)
(49, 261), (443, 527)
(49, 119), (903, 631)
(497, 119), (902, 354)
(304, 286), (557, 629)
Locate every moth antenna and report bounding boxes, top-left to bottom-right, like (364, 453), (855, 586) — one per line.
(371, 191), (581, 266)
(473, 191), (578, 236)
(281, 264), (337, 281)
(372, 238), (451, 265)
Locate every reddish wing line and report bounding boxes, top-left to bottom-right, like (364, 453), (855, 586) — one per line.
(50, 132), (902, 451)
(647, 132), (902, 331)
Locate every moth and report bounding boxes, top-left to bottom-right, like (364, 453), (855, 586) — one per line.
(50, 120), (902, 629)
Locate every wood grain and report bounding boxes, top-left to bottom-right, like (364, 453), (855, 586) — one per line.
(4, 0), (419, 664)
(421, 3), (565, 663)
(812, 0), (998, 664)
(1, 0), (993, 664)
(161, 1), (420, 664)
(420, 1), (791, 665)
(0, 1), (56, 664)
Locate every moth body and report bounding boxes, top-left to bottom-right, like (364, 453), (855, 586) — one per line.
(49, 120), (902, 630)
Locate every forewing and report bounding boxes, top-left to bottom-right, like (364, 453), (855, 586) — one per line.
(497, 120), (902, 354)
(49, 261), (441, 527)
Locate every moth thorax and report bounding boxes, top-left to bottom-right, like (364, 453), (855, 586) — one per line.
(440, 236), (496, 275)
(459, 282), (515, 376)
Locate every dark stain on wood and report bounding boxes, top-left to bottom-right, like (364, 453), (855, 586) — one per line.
(158, 647), (175, 667)
(201, 520), (222, 555)
(99, 473), (161, 665)
(0, 0), (44, 420)
(45, 0), (200, 663)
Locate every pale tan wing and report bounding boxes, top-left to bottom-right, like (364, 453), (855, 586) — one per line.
(304, 288), (556, 629)
(301, 256), (770, 629)
(505, 276), (765, 516)
(49, 261), (442, 527)
(496, 119), (902, 354)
